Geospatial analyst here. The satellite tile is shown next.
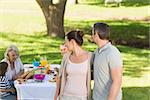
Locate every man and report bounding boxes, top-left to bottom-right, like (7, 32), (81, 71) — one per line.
(91, 22), (123, 100)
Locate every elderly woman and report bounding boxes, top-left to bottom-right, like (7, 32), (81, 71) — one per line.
(1, 45), (24, 81)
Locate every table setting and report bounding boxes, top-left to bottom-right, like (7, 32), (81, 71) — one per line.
(14, 58), (60, 100)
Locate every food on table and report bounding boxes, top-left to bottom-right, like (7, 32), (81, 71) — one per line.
(46, 64), (51, 74)
(25, 70), (34, 79)
(41, 59), (48, 67)
(19, 58), (60, 83)
(38, 66), (43, 69)
(49, 80), (55, 82)
(17, 79), (27, 84)
(19, 71), (30, 79)
(18, 70), (34, 79)
(54, 67), (59, 74)
(33, 61), (40, 67)
(34, 68), (46, 82)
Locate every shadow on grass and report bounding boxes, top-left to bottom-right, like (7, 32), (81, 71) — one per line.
(91, 86), (150, 100)
(65, 20), (149, 48)
(118, 45), (149, 78)
(0, 31), (63, 45)
(0, 32), (64, 63)
(111, 22), (149, 48)
(1, 20), (148, 48)
(122, 87), (150, 100)
(121, 0), (150, 7)
(0, 20), (149, 78)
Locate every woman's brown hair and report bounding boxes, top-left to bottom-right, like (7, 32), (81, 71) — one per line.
(66, 30), (84, 46)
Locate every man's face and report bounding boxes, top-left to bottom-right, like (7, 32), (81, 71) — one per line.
(90, 28), (97, 43)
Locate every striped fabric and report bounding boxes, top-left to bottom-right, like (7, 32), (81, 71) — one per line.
(0, 76), (11, 97)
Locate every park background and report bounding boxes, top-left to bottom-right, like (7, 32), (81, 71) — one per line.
(0, 0), (149, 99)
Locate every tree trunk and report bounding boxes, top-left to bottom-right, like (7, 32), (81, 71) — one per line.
(75, 0), (78, 4)
(36, 0), (67, 38)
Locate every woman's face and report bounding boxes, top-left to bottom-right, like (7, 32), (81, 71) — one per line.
(8, 50), (17, 62)
(64, 39), (74, 51)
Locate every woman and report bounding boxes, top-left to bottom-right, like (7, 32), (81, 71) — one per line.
(55, 31), (92, 100)
(1, 45), (24, 81)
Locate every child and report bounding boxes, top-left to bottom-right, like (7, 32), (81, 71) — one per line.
(0, 62), (16, 100)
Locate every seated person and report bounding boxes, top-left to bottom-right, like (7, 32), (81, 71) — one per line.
(1, 45), (24, 82)
(0, 62), (16, 100)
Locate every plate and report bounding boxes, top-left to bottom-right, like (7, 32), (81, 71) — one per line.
(26, 79), (35, 83)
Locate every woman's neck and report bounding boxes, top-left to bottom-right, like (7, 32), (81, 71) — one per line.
(9, 60), (13, 64)
(72, 46), (86, 57)
(9, 60), (15, 69)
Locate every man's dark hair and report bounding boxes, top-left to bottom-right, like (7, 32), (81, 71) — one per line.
(93, 22), (110, 40)
(0, 62), (8, 76)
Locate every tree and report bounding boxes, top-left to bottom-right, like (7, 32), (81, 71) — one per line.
(36, 0), (67, 38)
(75, 0), (78, 4)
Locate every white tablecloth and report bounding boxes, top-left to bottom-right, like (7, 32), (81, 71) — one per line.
(14, 78), (56, 100)
(14, 64), (60, 100)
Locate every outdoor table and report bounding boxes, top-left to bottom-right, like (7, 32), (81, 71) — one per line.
(14, 64), (60, 100)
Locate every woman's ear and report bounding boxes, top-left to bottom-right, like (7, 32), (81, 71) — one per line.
(71, 39), (77, 46)
(95, 33), (99, 39)
(70, 39), (74, 44)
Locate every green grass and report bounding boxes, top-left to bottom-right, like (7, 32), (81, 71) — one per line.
(65, 20), (149, 48)
(79, 0), (150, 7)
(0, 0), (150, 100)
(0, 32), (150, 100)
(123, 87), (150, 100)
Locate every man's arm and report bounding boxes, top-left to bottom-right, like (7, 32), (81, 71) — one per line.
(108, 67), (123, 100)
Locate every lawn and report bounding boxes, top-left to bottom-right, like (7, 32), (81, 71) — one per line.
(0, 0), (149, 100)
(0, 32), (149, 100)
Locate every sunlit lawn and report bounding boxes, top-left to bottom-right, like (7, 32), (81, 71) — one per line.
(0, 0), (149, 100)
(0, 0), (149, 33)
(0, 32), (149, 100)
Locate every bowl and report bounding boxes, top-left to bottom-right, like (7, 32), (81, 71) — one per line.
(34, 74), (45, 81)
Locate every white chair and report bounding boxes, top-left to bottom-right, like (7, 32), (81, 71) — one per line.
(105, 0), (122, 6)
